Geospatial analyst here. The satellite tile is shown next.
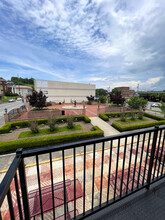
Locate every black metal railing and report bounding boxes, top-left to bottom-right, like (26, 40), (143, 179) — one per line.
(0, 125), (165, 220)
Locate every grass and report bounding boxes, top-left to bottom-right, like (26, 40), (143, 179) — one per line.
(18, 124), (83, 138)
(2, 96), (18, 102)
(116, 117), (149, 124)
(147, 109), (162, 113)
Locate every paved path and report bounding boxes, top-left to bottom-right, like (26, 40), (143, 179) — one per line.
(90, 117), (120, 137)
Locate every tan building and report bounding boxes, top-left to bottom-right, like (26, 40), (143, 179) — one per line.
(34, 79), (95, 103)
(115, 87), (136, 98)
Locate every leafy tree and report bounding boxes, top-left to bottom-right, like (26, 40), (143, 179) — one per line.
(96, 89), (108, 97)
(158, 101), (165, 117)
(11, 77), (34, 88)
(126, 96), (148, 109)
(99, 95), (106, 104)
(27, 90), (47, 109)
(110, 90), (125, 105)
(86, 95), (95, 104)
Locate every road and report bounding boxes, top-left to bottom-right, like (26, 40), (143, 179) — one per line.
(146, 101), (164, 117)
(0, 101), (25, 127)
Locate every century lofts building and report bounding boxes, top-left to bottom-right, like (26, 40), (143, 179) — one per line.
(34, 79), (96, 103)
(0, 77), (7, 97)
(115, 87), (136, 98)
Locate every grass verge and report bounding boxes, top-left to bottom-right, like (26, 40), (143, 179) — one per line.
(18, 125), (83, 138)
(115, 117), (149, 124)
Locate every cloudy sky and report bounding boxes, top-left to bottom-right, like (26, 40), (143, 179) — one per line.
(0, 0), (165, 91)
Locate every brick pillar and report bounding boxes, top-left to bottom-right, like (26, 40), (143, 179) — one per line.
(4, 113), (9, 123)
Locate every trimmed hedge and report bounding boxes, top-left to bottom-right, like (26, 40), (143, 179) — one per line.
(112, 120), (165, 132)
(144, 112), (165, 121)
(0, 115), (91, 134)
(99, 111), (139, 121)
(0, 126), (103, 153)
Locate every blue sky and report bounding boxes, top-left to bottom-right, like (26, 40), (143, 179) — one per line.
(0, 0), (165, 91)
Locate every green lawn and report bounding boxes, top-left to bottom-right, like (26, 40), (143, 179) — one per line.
(2, 96), (18, 102)
(18, 125), (83, 138)
(116, 117), (149, 124)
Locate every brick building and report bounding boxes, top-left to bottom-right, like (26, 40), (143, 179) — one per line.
(0, 77), (7, 97)
(115, 87), (136, 98)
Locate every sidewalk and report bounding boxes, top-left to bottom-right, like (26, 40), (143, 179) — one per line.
(90, 117), (120, 137)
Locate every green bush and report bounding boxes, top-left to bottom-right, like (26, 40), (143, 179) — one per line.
(48, 117), (57, 131)
(99, 114), (109, 121)
(28, 120), (39, 133)
(0, 115), (91, 134)
(144, 112), (165, 121)
(0, 126), (104, 153)
(112, 120), (165, 132)
(67, 116), (74, 129)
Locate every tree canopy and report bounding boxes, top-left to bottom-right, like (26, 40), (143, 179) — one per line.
(27, 90), (47, 109)
(126, 96), (148, 109)
(110, 89), (125, 105)
(96, 88), (108, 97)
(11, 77), (34, 88)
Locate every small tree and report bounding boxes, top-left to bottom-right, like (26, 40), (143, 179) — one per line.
(99, 95), (106, 104)
(48, 117), (57, 131)
(158, 101), (165, 117)
(110, 89), (125, 105)
(28, 120), (39, 133)
(67, 116), (74, 129)
(131, 111), (136, 120)
(86, 95), (95, 105)
(126, 96), (148, 109)
(27, 90), (47, 109)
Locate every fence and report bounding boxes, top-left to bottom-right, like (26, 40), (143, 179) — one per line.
(0, 125), (165, 219)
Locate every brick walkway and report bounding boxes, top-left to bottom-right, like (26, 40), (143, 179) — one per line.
(1, 140), (163, 219)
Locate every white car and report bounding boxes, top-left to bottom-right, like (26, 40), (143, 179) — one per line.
(151, 103), (159, 107)
(8, 99), (15, 102)
(17, 97), (22, 101)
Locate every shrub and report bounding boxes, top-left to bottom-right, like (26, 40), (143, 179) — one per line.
(144, 112), (165, 121)
(0, 126), (104, 153)
(48, 117), (57, 131)
(0, 115), (91, 134)
(112, 120), (165, 132)
(131, 111), (136, 120)
(67, 116), (74, 129)
(120, 112), (126, 122)
(138, 111), (144, 120)
(28, 120), (39, 133)
(99, 114), (109, 121)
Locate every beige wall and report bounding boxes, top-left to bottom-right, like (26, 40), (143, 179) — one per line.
(34, 80), (95, 103)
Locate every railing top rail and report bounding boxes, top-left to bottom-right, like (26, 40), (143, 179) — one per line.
(0, 154), (22, 207)
(22, 125), (165, 157)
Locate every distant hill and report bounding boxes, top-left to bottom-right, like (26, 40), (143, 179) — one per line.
(11, 77), (34, 88)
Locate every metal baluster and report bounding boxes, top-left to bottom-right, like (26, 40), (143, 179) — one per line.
(7, 189), (15, 220)
(62, 150), (67, 220)
(126, 135), (134, 194)
(107, 140), (113, 203)
(83, 145), (86, 215)
(153, 130), (162, 180)
(120, 137), (127, 197)
(36, 155), (44, 220)
(49, 152), (55, 220)
(157, 131), (165, 178)
(131, 134), (140, 191)
(100, 142), (105, 206)
(146, 126), (159, 189)
(137, 133), (146, 188)
(142, 132), (151, 185)
(14, 173), (23, 220)
(74, 147), (76, 219)
(114, 139), (120, 199)
(92, 144), (96, 210)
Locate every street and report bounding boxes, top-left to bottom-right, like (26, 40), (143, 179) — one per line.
(0, 101), (25, 127)
(146, 101), (164, 117)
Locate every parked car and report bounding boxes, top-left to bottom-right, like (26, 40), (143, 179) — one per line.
(8, 99), (16, 102)
(17, 97), (22, 101)
(151, 103), (159, 107)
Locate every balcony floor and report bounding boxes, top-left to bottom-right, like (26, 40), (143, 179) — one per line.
(87, 178), (165, 220)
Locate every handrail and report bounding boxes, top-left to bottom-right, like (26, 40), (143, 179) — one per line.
(0, 154), (21, 207)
